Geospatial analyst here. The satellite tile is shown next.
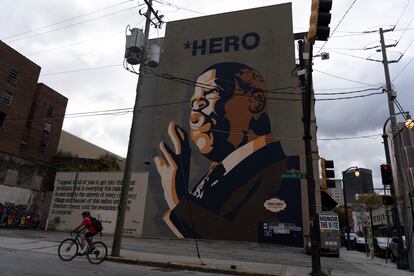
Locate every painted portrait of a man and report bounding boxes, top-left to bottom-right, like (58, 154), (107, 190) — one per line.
(154, 62), (302, 243)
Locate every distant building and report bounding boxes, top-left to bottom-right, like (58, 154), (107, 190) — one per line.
(343, 168), (373, 204)
(56, 130), (125, 169)
(0, 40), (67, 223)
(57, 130), (124, 161)
(327, 179), (344, 206)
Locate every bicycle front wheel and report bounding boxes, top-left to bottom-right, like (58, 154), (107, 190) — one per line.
(87, 241), (107, 264)
(58, 238), (79, 261)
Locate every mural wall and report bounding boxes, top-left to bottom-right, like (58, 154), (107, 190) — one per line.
(139, 3), (307, 246)
(48, 172), (148, 236)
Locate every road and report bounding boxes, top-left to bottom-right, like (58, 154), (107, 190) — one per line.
(1, 228), (413, 276)
(0, 235), (218, 276)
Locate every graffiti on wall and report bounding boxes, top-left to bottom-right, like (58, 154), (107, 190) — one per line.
(154, 62), (302, 244)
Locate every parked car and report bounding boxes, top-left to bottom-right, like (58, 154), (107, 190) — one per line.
(388, 236), (406, 262)
(341, 232), (358, 248)
(354, 236), (367, 252)
(374, 237), (390, 257)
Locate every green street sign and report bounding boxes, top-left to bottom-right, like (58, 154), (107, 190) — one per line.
(281, 172), (307, 179)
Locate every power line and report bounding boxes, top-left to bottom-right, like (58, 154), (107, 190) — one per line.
(317, 0), (359, 54)
(318, 133), (382, 141)
(41, 64), (122, 76)
(322, 48), (372, 61)
(313, 69), (380, 87)
(316, 90), (385, 101)
(25, 31), (125, 56)
(315, 87), (383, 95)
(392, 55), (414, 82)
(6, 6), (136, 43)
(1, 0), (134, 41)
(153, 0), (204, 15)
(396, 15), (414, 44)
(394, 0), (412, 28)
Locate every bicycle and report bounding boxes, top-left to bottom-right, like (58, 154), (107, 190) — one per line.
(58, 231), (107, 264)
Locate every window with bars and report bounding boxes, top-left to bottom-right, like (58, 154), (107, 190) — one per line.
(43, 122), (52, 133)
(47, 106), (56, 117)
(7, 70), (19, 85)
(1, 90), (13, 105)
(40, 140), (48, 152)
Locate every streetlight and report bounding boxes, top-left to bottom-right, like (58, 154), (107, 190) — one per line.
(382, 112), (410, 269)
(342, 166), (360, 250)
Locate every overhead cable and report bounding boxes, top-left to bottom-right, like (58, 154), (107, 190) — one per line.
(1, 0), (134, 41)
(317, 0), (359, 54)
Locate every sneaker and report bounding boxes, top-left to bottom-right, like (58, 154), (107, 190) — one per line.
(77, 252), (84, 256)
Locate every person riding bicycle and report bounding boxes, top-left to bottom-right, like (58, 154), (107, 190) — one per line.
(72, 211), (97, 255)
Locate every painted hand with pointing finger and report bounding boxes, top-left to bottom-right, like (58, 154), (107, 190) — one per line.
(154, 122), (191, 210)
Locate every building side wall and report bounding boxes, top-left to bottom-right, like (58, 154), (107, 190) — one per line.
(0, 41), (41, 156)
(25, 83), (67, 163)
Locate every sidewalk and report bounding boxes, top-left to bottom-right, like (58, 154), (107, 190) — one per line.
(0, 228), (412, 276)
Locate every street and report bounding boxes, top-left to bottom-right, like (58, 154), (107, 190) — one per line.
(1, 229), (413, 276)
(0, 243), (216, 276)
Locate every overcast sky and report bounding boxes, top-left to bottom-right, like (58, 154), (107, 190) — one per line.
(1, 0), (413, 191)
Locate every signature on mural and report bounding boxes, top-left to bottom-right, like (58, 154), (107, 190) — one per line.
(154, 62), (297, 242)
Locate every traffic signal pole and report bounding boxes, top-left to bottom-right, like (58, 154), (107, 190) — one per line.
(379, 27), (409, 270)
(298, 39), (321, 276)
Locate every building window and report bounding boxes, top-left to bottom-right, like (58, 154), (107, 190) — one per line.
(7, 70), (19, 85)
(47, 106), (56, 118)
(2, 90), (13, 105)
(0, 112), (5, 128)
(40, 140), (48, 152)
(19, 142), (27, 152)
(43, 122), (52, 133)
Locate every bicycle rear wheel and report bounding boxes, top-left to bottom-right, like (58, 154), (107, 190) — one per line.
(87, 241), (107, 264)
(58, 238), (79, 261)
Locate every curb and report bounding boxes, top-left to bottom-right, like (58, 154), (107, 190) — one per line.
(106, 256), (279, 276)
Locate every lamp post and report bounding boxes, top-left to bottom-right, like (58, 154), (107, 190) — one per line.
(382, 113), (411, 269)
(342, 166), (360, 250)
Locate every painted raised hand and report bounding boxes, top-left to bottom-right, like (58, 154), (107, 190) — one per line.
(154, 122), (191, 210)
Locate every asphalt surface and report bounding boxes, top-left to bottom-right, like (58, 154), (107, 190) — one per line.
(1, 228), (413, 276)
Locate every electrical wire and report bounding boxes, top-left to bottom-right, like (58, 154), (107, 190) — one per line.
(396, 15), (414, 45)
(321, 48), (372, 61)
(315, 87), (383, 95)
(313, 69), (380, 87)
(5, 6), (137, 44)
(317, 0), (359, 54)
(41, 64), (122, 76)
(394, 0), (412, 28)
(152, 0), (204, 15)
(1, 0), (134, 41)
(392, 55), (414, 82)
(25, 31), (125, 57)
(318, 133), (382, 141)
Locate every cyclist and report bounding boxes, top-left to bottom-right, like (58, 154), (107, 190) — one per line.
(72, 211), (97, 255)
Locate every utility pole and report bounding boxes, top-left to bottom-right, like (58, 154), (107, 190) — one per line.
(379, 27), (409, 270)
(111, 0), (161, 257)
(298, 38), (321, 276)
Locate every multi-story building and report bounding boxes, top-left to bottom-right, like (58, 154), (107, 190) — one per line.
(0, 40), (67, 222)
(343, 168), (374, 204)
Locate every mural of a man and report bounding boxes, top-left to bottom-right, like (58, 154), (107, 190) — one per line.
(154, 62), (301, 242)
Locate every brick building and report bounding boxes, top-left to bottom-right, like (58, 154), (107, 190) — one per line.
(0, 40), (67, 223)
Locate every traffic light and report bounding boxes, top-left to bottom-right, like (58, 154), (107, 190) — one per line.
(308, 0), (333, 44)
(321, 158), (335, 191)
(382, 195), (393, 206)
(380, 164), (393, 185)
